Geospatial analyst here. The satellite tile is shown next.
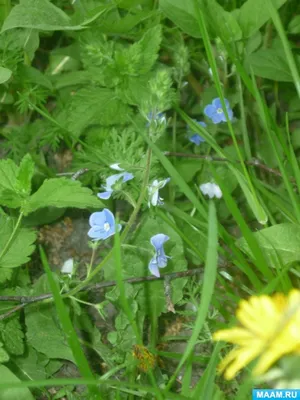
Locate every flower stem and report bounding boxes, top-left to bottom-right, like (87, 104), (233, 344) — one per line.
(0, 212), (24, 263)
(67, 149), (152, 297)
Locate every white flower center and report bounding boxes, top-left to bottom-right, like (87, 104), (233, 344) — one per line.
(216, 108), (223, 114)
(104, 222), (110, 232)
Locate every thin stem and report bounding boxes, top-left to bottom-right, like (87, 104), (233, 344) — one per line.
(66, 149), (152, 297)
(237, 73), (251, 160)
(0, 211), (24, 263)
(87, 246), (97, 278)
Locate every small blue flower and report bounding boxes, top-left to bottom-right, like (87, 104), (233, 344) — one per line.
(204, 98), (233, 124)
(188, 120), (206, 145)
(98, 172), (134, 200)
(148, 233), (170, 277)
(88, 208), (121, 240)
(148, 178), (170, 207)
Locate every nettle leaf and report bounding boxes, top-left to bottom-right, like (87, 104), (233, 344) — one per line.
(0, 364), (34, 399)
(12, 347), (51, 380)
(63, 87), (132, 137)
(23, 178), (103, 214)
(105, 215), (187, 317)
(235, 0), (287, 38)
(1, 0), (82, 32)
(245, 48), (293, 82)
(0, 67), (12, 84)
(0, 155), (35, 209)
(237, 223), (300, 266)
(26, 305), (75, 363)
(0, 317), (24, 356)
(0, 214), (36, 269)
(115, 25), (162, 75)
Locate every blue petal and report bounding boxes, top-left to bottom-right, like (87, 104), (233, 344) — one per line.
(87, 226), (106, 240)
(189, 134), (205, 145)
(150, 234), (169, 251)
(103, 208), (115, 228)
(148, 257), (160, 277)
(89, 211), (106, 227)
(212, 98), (222, 108)
(211, 112), (224, 124)
(105, 173), (125, 190)
(204, 104), (216, 118)
(227, 108), (233, 121)
(224, 98), (230, 108)
(198, 121), (207, 128)
(122, 172), (134, 183)
(98, 191), (113, 200)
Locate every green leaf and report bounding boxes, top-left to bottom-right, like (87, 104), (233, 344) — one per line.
(25, 305), (75, 363)
(39, 246), (99, 399)
(230, 167), (268, 225)
(23, 178), (103, 214)
(0, 215), (36, 268)
(0, 67), (12, 84)
(0, 318), (24, 356)
(1, 0), (83, 32)
(0, 159), (18, 192)
(16, 154), (35, 196)
(0, 343), (9, 363)
(18, 65), (53, 90)
(0, 365), (34, 399)
(12, 347), (51, 380)
(63, 87), (132, 137)
(159, 0), (200, 38)
(288, 15), (300, 34)
(235, 0), (287, 38)
(237, 223), (300, 266)
(246, 48), (293, 82)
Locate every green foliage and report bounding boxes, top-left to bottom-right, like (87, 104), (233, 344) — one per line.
(0, 214), (36, 268)
(0, 317), (24, 356)
(1, 0), (82, 32)
(1, 0), (300, 398)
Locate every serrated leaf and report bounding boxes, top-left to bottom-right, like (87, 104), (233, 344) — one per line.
(105, 215), (187, 317)
(235, 0), (287, 38)
(63, 87), (132, 137)
(0, 67), (12, 84)
(0, 215), (36, 269)
(0, 318), (24, 356)
(1, 0), (82, 32)
(0, 269), (13, 283)
(0, 365), (34, 399)
(237, 223), (300, 266)
(23, 178), (103, 214)
(26, 305), (75, 362)
(0, 159), (18, 192)
(16, 154), (35, 196)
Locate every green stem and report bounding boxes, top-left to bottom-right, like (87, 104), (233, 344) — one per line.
(0, 212), (24, 263)
(237, 73), (251, 160)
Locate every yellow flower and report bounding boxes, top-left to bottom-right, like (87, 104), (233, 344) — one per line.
(213, 289), (300, 380)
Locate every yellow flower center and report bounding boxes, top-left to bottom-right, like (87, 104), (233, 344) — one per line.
(104, 222), (110, 232)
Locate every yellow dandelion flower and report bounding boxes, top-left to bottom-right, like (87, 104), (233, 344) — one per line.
(213, 289), (300, 380)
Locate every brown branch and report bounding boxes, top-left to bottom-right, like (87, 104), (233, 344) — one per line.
(164, 152), (293, 181)
(0, 268), (203, 320)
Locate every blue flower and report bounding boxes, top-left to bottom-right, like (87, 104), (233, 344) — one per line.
(204, 98), (233, 124)
(98, 172), (134, 200)
(88, 208), (121, 240)
(148, 178), (170, 207)
(148, 234), (170, 277)
(188, 120), (206, 145)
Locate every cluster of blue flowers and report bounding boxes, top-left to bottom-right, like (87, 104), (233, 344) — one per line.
(88, 165), (171, 277)
(188, 97), (233, 145)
